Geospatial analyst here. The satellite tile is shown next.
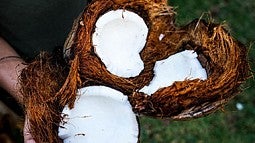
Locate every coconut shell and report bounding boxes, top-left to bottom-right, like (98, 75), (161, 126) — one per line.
(129, 19), (249, 119)
(64, 0), (175, 95)
(20, 0), (250, 142)
(64, 0), (249, 118)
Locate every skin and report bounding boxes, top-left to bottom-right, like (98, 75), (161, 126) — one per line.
(0, 37), (35, 143)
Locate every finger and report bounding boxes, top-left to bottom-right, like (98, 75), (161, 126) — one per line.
(23, 117), (36, 143)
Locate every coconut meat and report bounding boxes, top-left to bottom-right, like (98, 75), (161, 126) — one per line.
(92, 9), (148, 78)
(140, 50), (207, 95)
(159, 34), (165, 41)
(58, 86), (139, 143)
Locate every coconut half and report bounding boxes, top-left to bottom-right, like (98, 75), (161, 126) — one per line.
(92, 9), (148, 78)
(58, 86), (139, 143)
(140, 50), (207, 95)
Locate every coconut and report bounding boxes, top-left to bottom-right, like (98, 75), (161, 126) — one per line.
(64, 0), (248, 118)
(129, 19), (249, 118)
(92, 9), (148, 78)
(58, 86), (139, 143)
(140, 50), (208, 95)
(64, 0), (175, 95)
(20, 0), (249, 142)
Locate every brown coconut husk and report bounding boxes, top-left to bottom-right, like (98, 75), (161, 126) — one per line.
(20, 50), (69, 142)
(20, 0), (249, 142)
(129, 19), (249, 119)
(64, 0), (175, 95)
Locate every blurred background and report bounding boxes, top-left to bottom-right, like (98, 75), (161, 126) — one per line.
(0, 0), (254, 143)
(140, 0), (255, 143)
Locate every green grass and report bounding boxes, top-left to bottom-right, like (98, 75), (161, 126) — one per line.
(140, 0), (255, 143)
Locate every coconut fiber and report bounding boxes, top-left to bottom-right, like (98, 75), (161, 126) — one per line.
(20, 0), (250, 142)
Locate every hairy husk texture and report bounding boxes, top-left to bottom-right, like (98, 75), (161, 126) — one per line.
(20, 50), (79, 142)
(20, 0), (249, 142)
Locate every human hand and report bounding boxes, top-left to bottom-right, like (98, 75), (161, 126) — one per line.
(0, 37), (33, 142)
(23, 117), (36, 143)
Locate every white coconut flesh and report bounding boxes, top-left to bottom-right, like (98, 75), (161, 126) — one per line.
(92, 9), (148, 78)
(58, 86), (139, 143)
(140, 50), (208, 95)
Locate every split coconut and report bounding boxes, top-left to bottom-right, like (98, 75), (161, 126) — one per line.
(92, 9), (148, 78)
(20, 0), (249, 142)
(58, 86), (139, 143)
(60, 8), (208, 142)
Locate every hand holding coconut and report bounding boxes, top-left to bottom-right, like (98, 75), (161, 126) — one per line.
(20, 0), (249, 142)
(0, 37), (35, 143)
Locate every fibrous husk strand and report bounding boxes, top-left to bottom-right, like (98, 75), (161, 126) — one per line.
(21, 51), (69, 143)
(56, 55), (81, 108)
